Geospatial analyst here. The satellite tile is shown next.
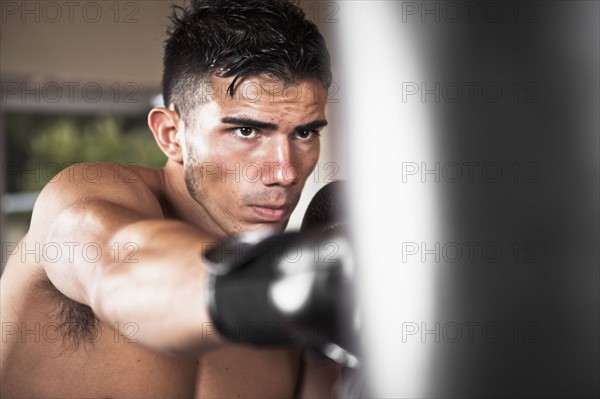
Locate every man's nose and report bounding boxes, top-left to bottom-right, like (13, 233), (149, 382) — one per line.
(261, 137), (299, 187)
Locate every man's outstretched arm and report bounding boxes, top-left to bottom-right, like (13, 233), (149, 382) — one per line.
(49, 203), (215, 354)
(33, 164), (218, 355)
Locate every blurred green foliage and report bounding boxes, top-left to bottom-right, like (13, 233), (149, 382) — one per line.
(5, 112), (166, 192)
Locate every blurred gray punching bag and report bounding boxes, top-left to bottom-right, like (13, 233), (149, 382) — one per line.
(337, 1), (599, 397)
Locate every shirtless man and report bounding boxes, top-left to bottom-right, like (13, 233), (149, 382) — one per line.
(1, 0), (339, 397)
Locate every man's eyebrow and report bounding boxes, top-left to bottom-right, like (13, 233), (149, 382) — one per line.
(294, 120), (328, 132)
(221, 117), (278, 130)
(221, 117), (328, 132)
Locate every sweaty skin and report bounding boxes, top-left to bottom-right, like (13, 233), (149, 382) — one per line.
(0, 76), (339, 398)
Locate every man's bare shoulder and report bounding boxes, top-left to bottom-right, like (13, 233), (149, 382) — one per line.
(40, 162), (165, 213)
(29, 163), (166, 239)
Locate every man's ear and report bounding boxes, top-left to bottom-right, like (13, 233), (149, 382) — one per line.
(148, 106), (184, 163)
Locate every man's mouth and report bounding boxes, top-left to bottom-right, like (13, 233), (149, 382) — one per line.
(248, 204), (292, 222)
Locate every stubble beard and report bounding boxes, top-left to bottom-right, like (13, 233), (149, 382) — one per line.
(183, 143), (203, 205)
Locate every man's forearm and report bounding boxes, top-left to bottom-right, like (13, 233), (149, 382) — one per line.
(90, 219), (217, 354)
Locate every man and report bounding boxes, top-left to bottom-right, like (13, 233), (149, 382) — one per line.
(1, 0), (340, 397)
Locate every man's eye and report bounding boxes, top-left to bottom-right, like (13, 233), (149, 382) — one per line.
(235, 127), (256, 138)
(297, 130), (319, 140)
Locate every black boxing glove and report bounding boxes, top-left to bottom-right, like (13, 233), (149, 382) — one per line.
(300, 181), (360, 363)
(301, 180), (348, 232)
(204, 226), (351, 347)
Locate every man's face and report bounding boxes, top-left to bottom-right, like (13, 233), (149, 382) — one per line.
(181, 75), (328, 236)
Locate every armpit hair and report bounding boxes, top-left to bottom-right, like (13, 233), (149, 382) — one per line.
(37, 278), (100, 351)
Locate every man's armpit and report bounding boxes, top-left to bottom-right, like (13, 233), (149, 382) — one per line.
(36, 277), (100, 351)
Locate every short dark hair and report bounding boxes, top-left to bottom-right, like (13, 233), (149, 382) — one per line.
(162, 0), (332, 120)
